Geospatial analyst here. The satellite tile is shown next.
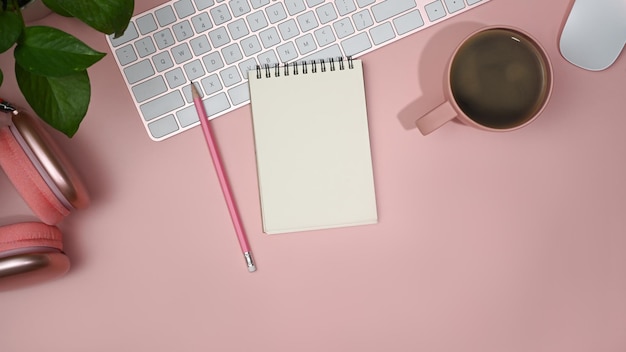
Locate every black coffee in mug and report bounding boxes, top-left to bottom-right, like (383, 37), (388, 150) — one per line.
(449, 28), (551, 129)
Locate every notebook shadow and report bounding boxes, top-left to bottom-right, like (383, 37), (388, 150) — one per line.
(397, 21), (486, 131)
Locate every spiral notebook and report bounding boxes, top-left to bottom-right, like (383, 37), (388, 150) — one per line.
(248, 58), (378, 234)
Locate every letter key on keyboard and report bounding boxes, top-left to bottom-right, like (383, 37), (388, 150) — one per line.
(108, 0), (490, 141)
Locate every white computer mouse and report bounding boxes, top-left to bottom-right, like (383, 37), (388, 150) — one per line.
(559, 0), (626, 71)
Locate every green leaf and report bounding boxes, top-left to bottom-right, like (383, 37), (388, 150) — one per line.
(14, 26), (105, 77)
(39, 0), (73, 17)
(41, 0), (134, 37)
(0, 10), (24, 53)
(15, 63), (90, 137)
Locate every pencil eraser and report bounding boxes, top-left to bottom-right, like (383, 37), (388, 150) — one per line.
(248, 265), (257, 273)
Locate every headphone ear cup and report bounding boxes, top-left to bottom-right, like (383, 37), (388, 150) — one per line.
(0, 126), (69, 225)
(0, 222), (64, 253)
(0, 222), (69, 291)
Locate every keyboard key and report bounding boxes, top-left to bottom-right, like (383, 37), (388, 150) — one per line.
(132, 76), (167, 103)
(250, 0), (270, 9)
(190, 35), (212, 56)
(173, 20), (194, 41)
(295, 33), (317, 55)
(238, 58), (258, 78)
(171, 42), (193, 64)
(353, 10), (374, 30)
(154, 28), (176, 49)
(333, 18), (355, 39)
(109, 22), (138, 47)
(335, 0), (357, 16)
(201, 74), (223, 95)
(259, 27), (280, 48)
(228, 82), (250, 105)
(241, 35), (262, 56)
(182, 82), (203, 102)
(210, 4), (233, 25)
(135, 37), (156, 58)
(201, 93), (231, 117)
(202, 52), (225, 72)
(174, 0), (195, 18)
(314, 26), (336, 46)
(229, 0), (251, 17)
(393, 9), (424, 35)
(443, 0), (465, 13)
(278, 19), (300, 40)
(148, 115), (179, 139)
(316, 3), (338, 24)
(356, 0), (375, 6)
(276, 42), (298, 62)
(177, 105), (200, 127)
(165, 67), (187, 88)
(136, 14), (158, 35)
(306, 0), (324, 6)
(191, 13), (213, 33)
(258, 50), (279, 65)
(184, 59), (206, 81)
(227, 18), (250, 40)
(140, 91), (185, 121)
(124, 59), (155, 84)
(115, 44), (137, 66)
(297, 11), (319, 32)
(208, 27), (231, 48)
(220, 66), (242, 86)
(467, 0), (483, 4)
(371, 0), (416, 22)
(370, 22), (395, 45)
(266, 3), (287, 23)
(285, 0), (306, 15)
(247, 11), (268, 31)
(156, 6), (177, 26)
(153, 52), (174, 72)
(424, 1), (446, 21)
(221, 43), (243, 64)
(194, 0), (215, 10)
(341, 32), (372, 56)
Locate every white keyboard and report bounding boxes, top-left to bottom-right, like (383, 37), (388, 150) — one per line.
(107, 0), (491, 141)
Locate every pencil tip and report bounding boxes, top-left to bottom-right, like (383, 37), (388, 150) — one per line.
(190, 82), (199, 98)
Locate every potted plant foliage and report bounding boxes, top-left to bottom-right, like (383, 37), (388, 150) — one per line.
(0, 0), (134, 137)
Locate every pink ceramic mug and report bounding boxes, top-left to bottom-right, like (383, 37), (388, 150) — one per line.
(416, 26), (553, 135)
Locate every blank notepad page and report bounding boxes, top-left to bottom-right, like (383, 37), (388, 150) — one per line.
(248, 59), (378, 234)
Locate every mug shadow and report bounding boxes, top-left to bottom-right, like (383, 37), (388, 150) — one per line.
(397, 21), (486, 131)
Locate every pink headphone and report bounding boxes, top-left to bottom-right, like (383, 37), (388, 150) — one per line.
(0, 110), (89, 291)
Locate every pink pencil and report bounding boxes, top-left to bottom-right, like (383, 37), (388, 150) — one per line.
(190, 83), (256, 272)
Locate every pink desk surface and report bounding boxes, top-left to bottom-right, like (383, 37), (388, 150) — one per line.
(2, 0), (625, 351)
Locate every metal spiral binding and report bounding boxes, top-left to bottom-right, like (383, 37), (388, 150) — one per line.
(255, 57), (354, 79)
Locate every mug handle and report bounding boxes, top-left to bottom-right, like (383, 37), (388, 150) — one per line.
(415, 101), (457, 135)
